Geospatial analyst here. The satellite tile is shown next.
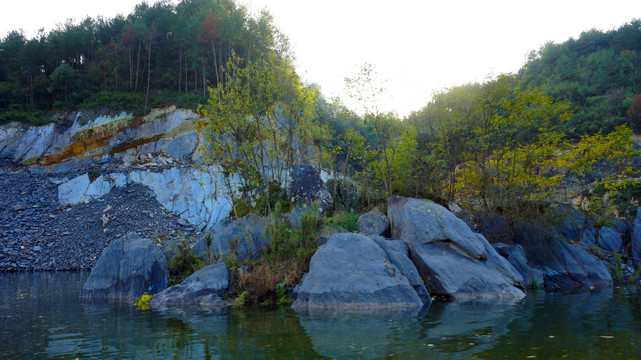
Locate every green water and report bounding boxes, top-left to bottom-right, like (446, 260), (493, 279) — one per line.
(0, 272), (640, 359)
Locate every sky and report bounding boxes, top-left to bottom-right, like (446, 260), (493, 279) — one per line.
(1, 0), (640, 117)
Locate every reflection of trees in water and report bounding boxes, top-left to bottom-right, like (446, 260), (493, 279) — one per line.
(477, 289), (641, 359)
(296, 302), (521, 359)
(5, 272), (641, 359)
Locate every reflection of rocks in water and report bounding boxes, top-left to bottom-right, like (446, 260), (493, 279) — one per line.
(422, 301), (522, 358)
(297, 301), (523, 359)
(223, 309), (327, 359)
(475, 289), (641, 359)
(296, 308), (425, 359)
(80, 302), (229, 358)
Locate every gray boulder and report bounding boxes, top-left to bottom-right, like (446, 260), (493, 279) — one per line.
(289, 163), (332, 212)
(493, 243), (544, 289)
(597, 226), (624, 253)
(387, 196), (525, 301)
(370, 236), (431, 305)
(357, 208), (390, 236)
(632, 208), (641, 267)
(149, 263), (230, 307)
(292, 233), (425, 310)
(82, 233), (168, 300)
(208, 214), (270, 263)
(512, 221), (612, 289)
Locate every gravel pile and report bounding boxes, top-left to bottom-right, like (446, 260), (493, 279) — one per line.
(0, 165), (199, 271)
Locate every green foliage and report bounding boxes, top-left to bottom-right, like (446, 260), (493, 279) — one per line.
(325, 211), (359, 233)
(520, 19), (641, 136)
(134, 293), (152, 310)
(0, 111), (49, 126)
(164, 231), (202, 285)
(198, 53), (313, 215)
(0, 0), (286, 114)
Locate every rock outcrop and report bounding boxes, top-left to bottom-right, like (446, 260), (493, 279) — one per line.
(387, 196), (525, 301)
(292, 233), (426, 310)
(288, 163), (332, 212)
(357, 207), (390, 236)
(81, 233), (168, 300)
(149, 263), (230, 307)
(57, 166), (232, 230)
(493, 243), (544, 289)
(0, 106), (203, 171)
(208, 214), (271, 263)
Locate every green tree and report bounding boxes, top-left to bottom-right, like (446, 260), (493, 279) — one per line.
(198, 53), (312, 215)
(48, 63), (75, 103)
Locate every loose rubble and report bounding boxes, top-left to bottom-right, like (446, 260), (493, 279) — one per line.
(0, 164), (199, 271)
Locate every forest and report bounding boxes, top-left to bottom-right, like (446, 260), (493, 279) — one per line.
(1, 1), (640, 221)
(0, 0), (289, 124)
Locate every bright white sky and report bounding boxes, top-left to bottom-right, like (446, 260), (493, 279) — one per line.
(2, 0), (640, 117)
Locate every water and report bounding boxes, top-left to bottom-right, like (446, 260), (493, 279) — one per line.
(1, 272), (640, 359)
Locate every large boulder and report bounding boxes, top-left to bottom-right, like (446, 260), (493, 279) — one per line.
(292, 233), (425, 310)
(208, 214), (270, 263)
(357, 207), (390, 236)
(597, 226), (624, 253)
(493, 243), (544, 289)
(387, 196), (525, 301)
(149, 263), (230, 307)
(82, 233), (168, 300)
(370, 236), (431, 305)
(512, 221), (612, 289)
(288, 163), (332, 212)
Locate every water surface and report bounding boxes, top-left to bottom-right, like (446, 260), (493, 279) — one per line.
(1, 272), (640, 359)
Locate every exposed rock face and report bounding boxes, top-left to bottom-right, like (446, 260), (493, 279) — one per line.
(208, 214), (271, 263)
(0, 106), (203, 171)
(57, 166), (232, 230)
(292, 233), (425, 310)
(369, 236), (431, 306)
(387, 196), (525, 301)
(493, 243), (544, 289)
(357, 207), (390, 236)
(288, 163), (332, 212)
(81, 233), (168, 300)
(149, 263), (230, 307)
(512, 221), (612, 289)
(597, 226), (624, 253)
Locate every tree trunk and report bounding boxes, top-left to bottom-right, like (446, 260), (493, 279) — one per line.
(145, 42), (151, 108)
(178, 46), (182, 93)
(211, 40), (220, 86)
(135, 39), (141, 92)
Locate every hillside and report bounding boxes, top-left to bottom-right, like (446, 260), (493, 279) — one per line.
(519, 19), (641, 136)
(0, 0), (292, 124)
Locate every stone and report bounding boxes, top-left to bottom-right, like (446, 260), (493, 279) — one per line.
(149, 263), (230, 307)
(369, 236), (431, 305)
(512, 221), (612, 289)
(208, 214), (271, 263)
(356, 207), (390, 236)
(288, 163), (332, 212)
(81, 233), (168, 300)
(58, 174), (91, 205)
(493, 243), (544, 289)
(291, 233), (425, 310)
(387, 196), (525, 300)
(597, 225), (624, 253)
